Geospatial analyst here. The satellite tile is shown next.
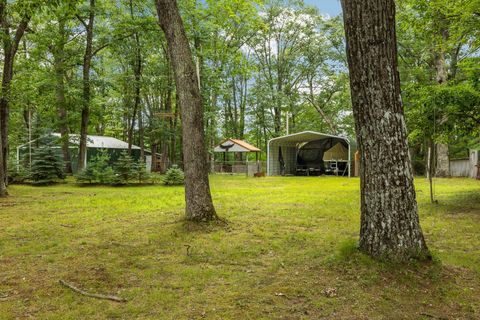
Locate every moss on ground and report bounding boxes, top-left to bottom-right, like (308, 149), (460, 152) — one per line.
(0, 176), (479, 319)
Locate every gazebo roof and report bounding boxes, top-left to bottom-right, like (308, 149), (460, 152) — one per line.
(214, 138), (261, 153)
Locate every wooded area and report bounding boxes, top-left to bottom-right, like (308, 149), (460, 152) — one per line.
(0, 0), (477, 186)
(0, 0), (479, 318)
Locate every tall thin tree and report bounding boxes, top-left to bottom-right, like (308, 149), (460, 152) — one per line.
(52, 16), (73, 174)
(0, 0), (31, 195)
(155, 0), (217, 221)
(341, 0), (430, 261)
(76, 0), (95, 171)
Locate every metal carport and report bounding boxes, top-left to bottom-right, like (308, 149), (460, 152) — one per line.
(267, 131), (356, 177)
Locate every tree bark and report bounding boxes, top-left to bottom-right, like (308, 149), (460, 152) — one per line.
(138, 108), (145, 159)
(127, 0), (142, 154)
(77, 0), (95, 171)
(433, 15), (450, 177)
(156, 0), (217, 221)
(53, 18), (73, 174)
(341, 0), (430, 261)
(435, 143), (450, 177)
(0, 2), (30, 193)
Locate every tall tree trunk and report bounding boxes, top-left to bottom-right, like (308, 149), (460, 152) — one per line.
(151, 143), (158, 172)
(138, 108), (144, 159)
(435, 143), (450, 177)
(341, 0), (430, 261)
(77, 0), (95, 171)
(0, 4), (30, 193)
(127, 0), (142, 154)
(171, 91), (179, 165)
(53, 18), (73, 174)
(433, 17), (450, 177)
(156, 0), (217, 221)
(0, 139), (5, 196)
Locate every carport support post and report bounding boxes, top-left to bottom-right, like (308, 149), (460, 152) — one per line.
(348, 142), (351, 178)
(267, 140), (270, 175)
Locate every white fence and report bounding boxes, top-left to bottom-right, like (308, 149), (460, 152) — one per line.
(450, 149), (479, 178)
(213, 161), (266, 176)
(450, 159), (470, 177)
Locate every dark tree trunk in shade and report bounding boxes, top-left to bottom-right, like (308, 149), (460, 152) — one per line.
(127, 0), (142, 155)
(138, 108), (145, 159)
(0, 111), (5, 195)
(53, 18), (73, 174)
(0, 5), (30, 194)
(155, 0), (217, 221)
(151, 143), (158, 172)
(341, 0), (430, 261)
(77, 0), (95, 171)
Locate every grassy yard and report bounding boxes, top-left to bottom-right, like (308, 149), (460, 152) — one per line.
(0, 176), (479, 319)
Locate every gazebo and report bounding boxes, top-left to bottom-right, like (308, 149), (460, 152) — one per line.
(213, 138), (261, 175)
(267, 131), (357, 177)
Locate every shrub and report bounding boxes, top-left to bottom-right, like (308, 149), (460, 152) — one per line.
(412, 159), (426, 176)
(162, 165), (185, 186)
(7, 163), (31, 184)
(30, 146), (65, 185)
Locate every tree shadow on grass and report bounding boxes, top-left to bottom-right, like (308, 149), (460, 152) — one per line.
(432, 190), (480, 215)
(324, 239), (444, 283)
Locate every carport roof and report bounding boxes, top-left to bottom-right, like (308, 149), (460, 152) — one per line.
(269, 131), (349, 146)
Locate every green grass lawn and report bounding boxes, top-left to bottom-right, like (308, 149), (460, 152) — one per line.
(0, 176), (479, 319)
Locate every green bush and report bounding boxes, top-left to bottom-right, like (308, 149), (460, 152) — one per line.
(412, 159), (426, 176)
(30, 146), (65, 185)
(7, 163), (31, 184)
(162, 165), (185, 186)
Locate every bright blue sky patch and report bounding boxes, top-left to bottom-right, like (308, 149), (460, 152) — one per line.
(304, 0), (342, 16)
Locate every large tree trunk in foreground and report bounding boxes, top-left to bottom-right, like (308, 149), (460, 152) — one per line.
(77, 0), (95, 171)
(341, 0), (430, 261)
(156, 0), (217, 221)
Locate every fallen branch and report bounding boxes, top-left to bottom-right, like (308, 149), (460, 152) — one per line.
(59, 280), (127, 302)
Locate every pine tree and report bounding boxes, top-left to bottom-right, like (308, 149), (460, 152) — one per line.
(75, 149), (114, 184)
(136, 159), (150, 183)
(75, 166), (95, 184)
(30, 146), (65, 185)
(114, 151), (136, 184)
